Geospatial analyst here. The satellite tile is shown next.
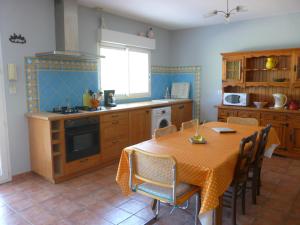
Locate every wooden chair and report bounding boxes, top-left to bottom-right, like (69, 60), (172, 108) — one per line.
(249, 124), (272, 204)
(153, 125), (177, 138)
(128, 148), (201, 225)
(223, 131), (258, 225)
(227, 117), (259, 126)
(181, 119), (199, 131)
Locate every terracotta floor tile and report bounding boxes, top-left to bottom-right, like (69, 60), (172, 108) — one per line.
(135, 206), (157, 221)
(41, 195), (84, 218)
(103, 207), (132, 224)
(118, 199), (147, 214)
(118, 215), (146, 225)
(1, 156), (300, 225)
(87, 201), (116, 216)
(0, 205), (15, 218)
(67, 209), (112, 225)
(20, 205), (61, 225)
(0, 212), (30, 225)
(6, 197), (36, 212)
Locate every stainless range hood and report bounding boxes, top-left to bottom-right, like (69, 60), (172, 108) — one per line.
(36, 0), (102, 60)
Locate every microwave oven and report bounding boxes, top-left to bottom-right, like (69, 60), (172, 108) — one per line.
(223, 93), (249, 106)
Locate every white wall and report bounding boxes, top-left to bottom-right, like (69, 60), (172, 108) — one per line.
(0, 0), (56, 175)
(170, 13), (300, 121)
(0, 0), (171, 175)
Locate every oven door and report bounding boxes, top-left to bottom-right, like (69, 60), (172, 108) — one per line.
(65, 125), (100, 162)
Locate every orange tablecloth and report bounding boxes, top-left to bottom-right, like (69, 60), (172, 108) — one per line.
(116, 122), (280, 214)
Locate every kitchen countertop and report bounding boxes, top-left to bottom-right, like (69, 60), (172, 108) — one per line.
(26, 99), (192, 121)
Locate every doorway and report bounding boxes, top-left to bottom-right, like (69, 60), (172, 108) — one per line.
(0, 35), (11, 183)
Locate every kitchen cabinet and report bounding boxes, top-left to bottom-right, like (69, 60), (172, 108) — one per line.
(27, 100), (193, 183)
(293, 51), (300, 87)
(129, 108), (151, 145)
(218, 106), (300, 159)
(171, 102), (193, 130)
(260, 119), (288, 150)
(100, 112), (129, 161)
(287, 119), (300, 152)
(222, 55), (244, 85)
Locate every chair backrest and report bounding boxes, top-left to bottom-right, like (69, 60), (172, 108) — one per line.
(153, 125), (177, 138)
(227, 117), (259, 126)
(233, 132), (258, 185)
(254, 124), (272, 167)
(181, 119), (199, 131)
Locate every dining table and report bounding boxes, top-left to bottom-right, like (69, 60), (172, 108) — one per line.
(116, 121), (280, 225)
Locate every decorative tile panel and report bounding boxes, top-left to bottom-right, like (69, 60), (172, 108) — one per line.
(151, 66), (201, 120)
(25, 57), (98, 112)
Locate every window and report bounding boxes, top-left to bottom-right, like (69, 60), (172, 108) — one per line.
(100, 45), (150, 98)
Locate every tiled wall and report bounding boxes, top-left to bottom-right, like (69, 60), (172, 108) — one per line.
(38, 71), (98, 111)
(25, 59), (200, 119)
(151, 66), (200, 120)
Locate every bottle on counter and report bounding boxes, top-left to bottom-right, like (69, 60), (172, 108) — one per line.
(83, 90), (91, 107)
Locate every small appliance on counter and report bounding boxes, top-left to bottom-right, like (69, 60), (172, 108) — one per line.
(223, 93), (249, 106)
(104, 90), (117, 107)
(273, 93), (287, 109)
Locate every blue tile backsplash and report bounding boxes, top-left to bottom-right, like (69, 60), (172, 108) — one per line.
(38, 70), (98, 111)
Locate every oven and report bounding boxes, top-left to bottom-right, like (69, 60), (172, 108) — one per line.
(65, 117), (100, 162)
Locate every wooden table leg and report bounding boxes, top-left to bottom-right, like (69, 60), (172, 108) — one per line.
(214, 195), (223, 225)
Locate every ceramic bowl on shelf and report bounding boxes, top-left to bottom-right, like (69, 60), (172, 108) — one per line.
(253, 101), (268, 108)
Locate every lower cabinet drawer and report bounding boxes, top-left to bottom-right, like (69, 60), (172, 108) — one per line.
(101, 137), (128, 161)
(218, 109), (237, 119)
(65, 154), (100, 175)
(237, 111), (260, 120)
(261, 112), (286, 121)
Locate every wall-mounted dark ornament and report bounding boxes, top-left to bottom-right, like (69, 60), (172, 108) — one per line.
(9, 33), (26, 44)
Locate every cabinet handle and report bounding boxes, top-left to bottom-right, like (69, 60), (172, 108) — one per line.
(112, 121), (119, 125)
(292, 130), (295, 144)
(179, 105), (184, 109)
(112, 115), (119, 118)
(294, 65), (297, 72)
(112, 140), (119, 144)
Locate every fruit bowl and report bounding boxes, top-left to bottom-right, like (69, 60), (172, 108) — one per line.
(253, 101), (268, 109)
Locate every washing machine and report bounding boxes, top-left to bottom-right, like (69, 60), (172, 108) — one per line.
(151, 106), (172, 135)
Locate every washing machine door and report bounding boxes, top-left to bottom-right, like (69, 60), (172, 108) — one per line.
(158, 117), (170, 129)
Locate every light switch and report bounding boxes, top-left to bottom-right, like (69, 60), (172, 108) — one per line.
(7, 64), (17, 81)
(9, 83), (17, 94)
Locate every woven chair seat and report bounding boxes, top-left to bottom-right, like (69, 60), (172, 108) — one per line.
(136, 182), (194, 202)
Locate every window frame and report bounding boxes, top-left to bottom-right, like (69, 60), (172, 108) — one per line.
(99, 43), (151, 100)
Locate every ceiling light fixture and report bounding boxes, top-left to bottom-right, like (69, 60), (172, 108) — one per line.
(204, 0), (247, 23)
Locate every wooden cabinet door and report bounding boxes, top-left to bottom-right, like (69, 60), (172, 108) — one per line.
(172, 102), (193, 130)
(183, 102), (193, 123)
(288, 121), (300, 152)
(222, 56), (244, 83)
(129, 108), (151, 145)
(218, 108), (238, 122)
(293, 51), (300, 86)
(260, 119), (288, 149)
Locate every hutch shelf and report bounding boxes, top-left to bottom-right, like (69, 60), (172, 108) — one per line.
(219, 48), (300, 159)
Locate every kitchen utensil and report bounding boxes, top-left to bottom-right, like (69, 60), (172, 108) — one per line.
(253, 101), (268, 108)
(273, 93), (287, 108)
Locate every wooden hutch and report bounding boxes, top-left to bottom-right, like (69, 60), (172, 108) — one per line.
(217, 48), (300, 159)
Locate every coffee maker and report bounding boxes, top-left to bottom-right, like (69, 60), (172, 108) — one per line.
(104, 90), (117, 107)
